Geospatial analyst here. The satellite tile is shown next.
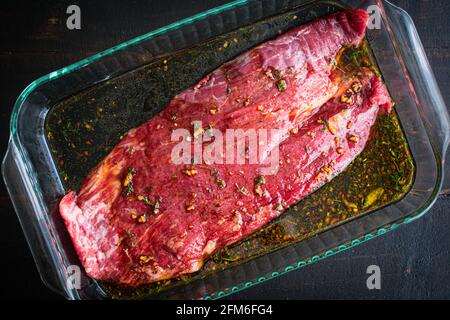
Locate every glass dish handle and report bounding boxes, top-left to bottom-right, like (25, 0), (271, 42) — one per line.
(384, 1), (450, 166)
(2, 142), (70, 298)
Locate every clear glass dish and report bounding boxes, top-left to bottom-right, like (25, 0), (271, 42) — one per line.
(2, 0), (449, 299)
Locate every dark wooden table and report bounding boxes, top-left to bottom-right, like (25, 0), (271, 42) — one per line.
(0, 0), (449, 300)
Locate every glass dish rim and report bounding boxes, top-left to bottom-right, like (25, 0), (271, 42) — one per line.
(5, 0), (447, 299)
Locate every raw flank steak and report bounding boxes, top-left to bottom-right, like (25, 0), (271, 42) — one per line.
(59, 9), (380, 286)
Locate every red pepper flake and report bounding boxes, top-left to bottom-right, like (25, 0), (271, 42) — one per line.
(139, 255), (153, 265)
(352, 81), (362, 93)
(289, 109), (300, 121)
(138, 215), (147, 223)
(340, 89), (355, 104)
(254, 185), (263, 196)
(182, 169), (198, 176)
(327, 124), (337, 135)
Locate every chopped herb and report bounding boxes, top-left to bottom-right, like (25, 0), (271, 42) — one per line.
(123, 167), (137, 196)
(276, 79), (287, 92)
(122, 230), (136, 248)
(349, 49), (362, 66)
(255, 175), (266, 185)
(363, 188), (385, 209)
(142, 196), (151, 206)
(153, 200), (160, 214)
(389, 149), (397, 157)
(211, 167), (226, 188)
(124, 230), (134, 238)
(124, 181), (134, 196)
(210, 168), (219, 176)
(216, 178), (226, 189)
(273, 69), (282, 79)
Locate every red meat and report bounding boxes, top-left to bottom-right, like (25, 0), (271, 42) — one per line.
(59, 9), (380, 286)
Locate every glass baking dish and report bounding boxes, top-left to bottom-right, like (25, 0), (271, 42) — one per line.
(2, 0), (449, 300)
